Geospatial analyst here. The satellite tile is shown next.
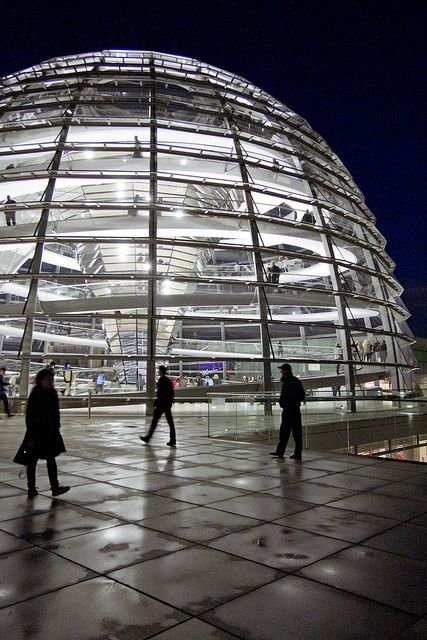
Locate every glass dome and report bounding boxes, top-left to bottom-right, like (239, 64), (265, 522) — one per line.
(0, 50), (415, 399)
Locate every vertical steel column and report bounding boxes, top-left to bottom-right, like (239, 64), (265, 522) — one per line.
(358, 233), (401, 392)
(315, 207), (356, 408)
(220, 322), (227, 381)
(232, 134), (272, 394)
(18, 125), (69, 399)
(299, 326), (308, 376)
(145, 57), (158, 415)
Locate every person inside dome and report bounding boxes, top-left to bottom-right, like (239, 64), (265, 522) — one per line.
(3, 195), (17, 225)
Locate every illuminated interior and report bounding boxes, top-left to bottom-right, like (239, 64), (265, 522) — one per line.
(0, 50), (415, 397)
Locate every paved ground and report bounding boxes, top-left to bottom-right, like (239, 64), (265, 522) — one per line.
(0, 411), (426, 639)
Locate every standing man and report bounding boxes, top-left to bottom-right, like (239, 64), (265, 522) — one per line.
(271, 363), (305, 460)
(140, 365), (176, 447)
(270, 261), (281, 285)
(4, 195), (17, 226)
(166, 334), (176, 354)
(8, 373), (17, 398)
(62, 362), (73, 396)
(95, 372), (106, 394)
(0, 367), (13, 417)
(334, 342), (343, 374)
(132, 135), (142, 158)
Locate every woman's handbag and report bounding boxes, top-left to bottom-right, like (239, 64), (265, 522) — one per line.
(13, 440), (35, 466)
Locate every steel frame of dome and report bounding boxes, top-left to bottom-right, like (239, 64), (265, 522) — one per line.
(0, 50), (415, 401)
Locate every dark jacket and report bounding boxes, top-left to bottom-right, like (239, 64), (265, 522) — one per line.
(155, 375), (174, 408)
(0, 373), (8, 395)
(279, 374), (305, 413)
(13, 386), (66, 464)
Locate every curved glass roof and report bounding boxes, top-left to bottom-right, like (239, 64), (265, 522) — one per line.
(0, 50), (415, 397)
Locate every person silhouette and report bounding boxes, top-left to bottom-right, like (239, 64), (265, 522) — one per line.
(0, 367), (13, 416)
(4, 195), (17, 225)
(13, 368), (70, 497)
(140, 365), (176, 447)
(270, 363), (305, 460)
(132, 135), (142, 158)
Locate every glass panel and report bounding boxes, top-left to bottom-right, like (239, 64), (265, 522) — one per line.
(9, 91), (71, 109)
(66, 125), (150, 144)
(157, 127), (234, 155)
(0, 105), (66, 124)
(0, 276), (37, 303)
(240, 140), (297, 170)
(41, 237), (150, 277)
(75, 94), (149, 118)
(178, 317), (262, 359)
(314, 183), (363, 220)
(60, 148), (149, 173)
(0, 241), (36, 282)
(0, 150), (55, 173)
(52, 178), (150, 207)
(0, 126), (62, 147)
(156, 80), (222, 104)
(0, 179), (49, 215)
(1, 203), (44, 227)
(247, 165), (310, 195)
(157, 152), (240, 182)
(157, 179), (245, 212)
(156, 101), (224, 127)
(256, 222), (330, 284)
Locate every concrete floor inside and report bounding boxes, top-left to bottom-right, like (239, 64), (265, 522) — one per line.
(0, 410), (426, 639)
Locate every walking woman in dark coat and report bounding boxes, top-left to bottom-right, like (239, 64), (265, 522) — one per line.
(14, 368), (70, 498)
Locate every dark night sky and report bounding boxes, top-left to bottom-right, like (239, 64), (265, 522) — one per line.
(1, 0), (425, 334)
